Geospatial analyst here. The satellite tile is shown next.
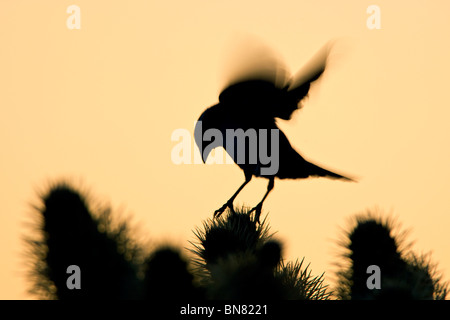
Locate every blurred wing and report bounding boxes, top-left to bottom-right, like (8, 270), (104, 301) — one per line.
(218, 36), (290, 117)
(220, 35), (290, 92)
(217, 39), (333, 121)
(287, 41), (333, 102)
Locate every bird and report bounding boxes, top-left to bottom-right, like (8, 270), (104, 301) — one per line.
(195, 40), (354, 223)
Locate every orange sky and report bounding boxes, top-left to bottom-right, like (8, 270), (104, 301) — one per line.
(1, 1), (450, 299)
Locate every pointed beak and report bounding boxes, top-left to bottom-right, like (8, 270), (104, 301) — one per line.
(195, 119), (209, 164)
(201, 147), (207, 163)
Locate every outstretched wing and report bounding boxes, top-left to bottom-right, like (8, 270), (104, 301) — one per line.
(218, 36), (290, 119)
(218, 39), (333, 121)
(276, 42), (333, 120)
(220, 36), (290, 94)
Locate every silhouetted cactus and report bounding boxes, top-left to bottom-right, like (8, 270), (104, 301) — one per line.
(190, 207), (331, 299)
(335, 213), (448, 300)
(277, 259), (331, 300)
(143, 246), (202, 300)
(25, 182), (143, 299)
(25, 182), (447, 301)
(190, 207), (272, 267)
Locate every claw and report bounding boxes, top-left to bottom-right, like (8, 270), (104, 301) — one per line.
(213, 200), (234, 219)
(248, 203), (263, 224)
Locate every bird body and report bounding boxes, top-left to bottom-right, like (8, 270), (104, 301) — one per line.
(197, 99), (350, 181)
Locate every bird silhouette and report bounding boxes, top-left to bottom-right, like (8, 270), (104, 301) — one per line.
(195, 40), (354, 222)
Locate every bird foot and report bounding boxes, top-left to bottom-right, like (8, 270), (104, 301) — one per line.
(248, 203), (263, 224)
(213, 200), (235, 219)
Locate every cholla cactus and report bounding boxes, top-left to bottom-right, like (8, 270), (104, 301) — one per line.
(25, 182), (143, 299)
(189, 207), (331, 300)
(25, 182), (446, 301)
(143, 246), (202, 300)
(335, 212), (448, 300)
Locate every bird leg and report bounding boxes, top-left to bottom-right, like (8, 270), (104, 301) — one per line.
(214, 176), (252, 219)
(248, 178), (275, 223)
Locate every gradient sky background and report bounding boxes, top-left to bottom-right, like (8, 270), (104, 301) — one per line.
(1, 1), (450, 299)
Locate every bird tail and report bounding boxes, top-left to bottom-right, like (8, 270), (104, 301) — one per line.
(307, 162), (355, 182)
